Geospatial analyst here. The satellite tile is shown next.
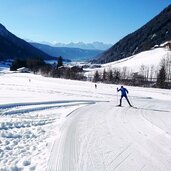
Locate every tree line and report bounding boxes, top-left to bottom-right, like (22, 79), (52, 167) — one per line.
(10, 56), (85, 80)
(92, 53), (171, 89)
(10, 53), (171, 89)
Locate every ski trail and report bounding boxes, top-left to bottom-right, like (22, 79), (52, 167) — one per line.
(0, 100), (96, 170)
(47, 102), (171, 171)
(0, 100), (96, 110)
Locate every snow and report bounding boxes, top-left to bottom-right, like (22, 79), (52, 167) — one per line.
(1, 67), (171, 170)
(91, 48), (171, 74)
(0, 63), (10, 74)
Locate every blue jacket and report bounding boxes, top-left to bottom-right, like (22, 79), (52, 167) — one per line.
(117, 87), (128, 96)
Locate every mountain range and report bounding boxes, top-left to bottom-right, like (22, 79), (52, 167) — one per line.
(1, 4), (170, 64)
(30, 42), (103, 61)
(0, 24), (52, 61)
(93, 4), (171, 64)
(26, 40), (112, 51)
(54, 42), (112, 50)
(0, 23), (104, 62)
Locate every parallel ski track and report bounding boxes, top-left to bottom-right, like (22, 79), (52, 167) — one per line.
(0, 100), (96, 116)
(47, 102), (171, 171)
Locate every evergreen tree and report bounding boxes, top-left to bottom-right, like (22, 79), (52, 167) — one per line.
(10, 59), (26, 71)
(102, 69), (107, 82)
(114, 70), (120, 83)
(57, 56), (63, 68)
(156, 65), (166, 88)
(93, 70), (100, 82)
(107, 70), (113, 83)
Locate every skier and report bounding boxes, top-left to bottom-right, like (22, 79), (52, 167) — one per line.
(117, 85), (132, 107)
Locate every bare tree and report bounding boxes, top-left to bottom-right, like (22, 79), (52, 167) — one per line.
(149, 65), (155, 81)
(122, 67), (128, 79)
(139, 65), (150, 81)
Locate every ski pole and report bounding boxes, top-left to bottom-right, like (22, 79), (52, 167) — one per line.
(128, 93), (134, 106)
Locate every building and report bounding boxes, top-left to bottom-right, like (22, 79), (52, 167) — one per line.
(160, 41), (171, 50)
(17, 67), (29, 73)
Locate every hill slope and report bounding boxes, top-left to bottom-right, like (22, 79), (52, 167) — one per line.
(93, 4), (171, 63)
(0, 24), (52, 60)
(101, 48), (171, 72)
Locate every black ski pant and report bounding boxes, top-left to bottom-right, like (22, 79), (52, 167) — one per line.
(119, 95), (132, 106)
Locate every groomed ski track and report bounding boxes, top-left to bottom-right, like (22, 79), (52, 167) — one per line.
(47, 101), (171, 171)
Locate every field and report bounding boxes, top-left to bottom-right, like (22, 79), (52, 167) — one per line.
(0, 72), (171, 170)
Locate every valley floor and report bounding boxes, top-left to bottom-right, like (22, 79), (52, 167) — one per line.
(0, 72), (171, 171)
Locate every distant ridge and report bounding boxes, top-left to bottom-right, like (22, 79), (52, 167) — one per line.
(30, 42), (103, 61)
(93, 4), (171, 64)
(54, 41), (112, 50)
(0, 23), (52, 60)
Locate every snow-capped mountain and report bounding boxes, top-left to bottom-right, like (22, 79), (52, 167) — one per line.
(55, 41), (112, 50)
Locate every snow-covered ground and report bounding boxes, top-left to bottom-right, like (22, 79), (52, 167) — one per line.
(102, 48), (171, 71)
(1, 70), (171, 170)
(85, 48), (171, 77)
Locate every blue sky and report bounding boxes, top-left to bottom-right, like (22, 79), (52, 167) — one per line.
(0, 0), (170, 44)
